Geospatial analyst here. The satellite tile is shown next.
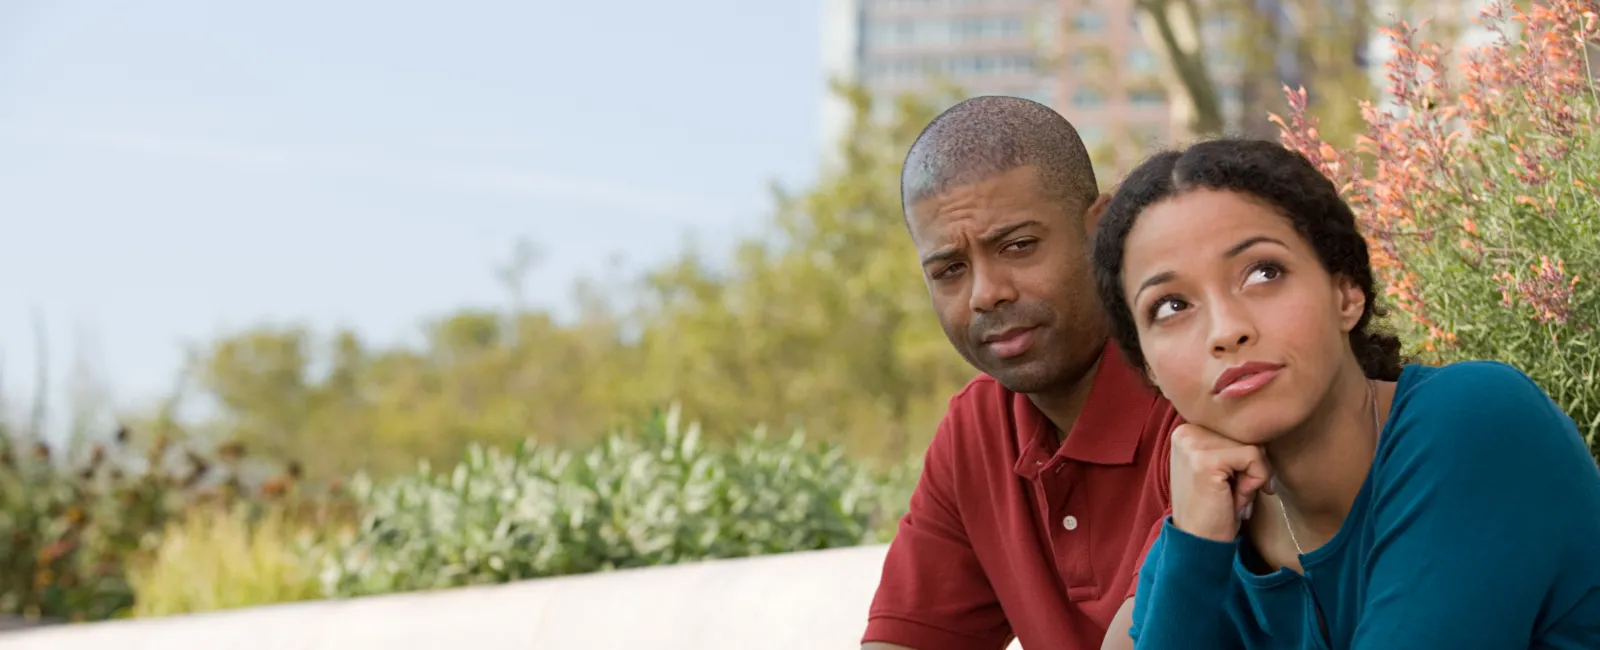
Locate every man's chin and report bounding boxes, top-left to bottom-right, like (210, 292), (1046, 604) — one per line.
(984, 358), (1062, 395)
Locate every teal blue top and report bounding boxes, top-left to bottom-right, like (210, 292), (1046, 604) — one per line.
(1129, 361), (1600, 650)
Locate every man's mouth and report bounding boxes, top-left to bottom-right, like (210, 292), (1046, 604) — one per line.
(982, 326), (1038, 359)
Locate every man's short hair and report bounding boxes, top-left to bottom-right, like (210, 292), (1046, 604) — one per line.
(901, 96), (1099, 216)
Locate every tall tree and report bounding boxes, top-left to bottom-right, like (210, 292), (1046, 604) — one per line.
(1135, 0), (1228, 136)
(1130, 0), (1469, 145)
(178, 86), (982, 478)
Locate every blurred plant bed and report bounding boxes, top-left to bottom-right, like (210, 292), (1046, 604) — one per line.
(125, 501), (344, 618)
(0, 422), (345, 624)
(10, 405), (917, 620)
(319, 405), (918, 598)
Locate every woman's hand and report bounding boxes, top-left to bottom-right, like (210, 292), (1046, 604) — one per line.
(1169, 423), (1273, 543)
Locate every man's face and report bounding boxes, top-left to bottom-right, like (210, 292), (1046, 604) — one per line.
(907, 165), (1108, 394)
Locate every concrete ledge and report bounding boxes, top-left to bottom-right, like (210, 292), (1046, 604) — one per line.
(0, 544), (1016, 650)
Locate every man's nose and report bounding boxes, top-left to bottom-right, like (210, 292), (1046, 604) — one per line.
(969, 264), (1018, 313)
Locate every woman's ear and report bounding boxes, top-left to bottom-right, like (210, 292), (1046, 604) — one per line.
(1335, 275), (1367, 333)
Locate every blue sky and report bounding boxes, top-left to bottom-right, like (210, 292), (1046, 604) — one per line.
(0, 0), (826, 430)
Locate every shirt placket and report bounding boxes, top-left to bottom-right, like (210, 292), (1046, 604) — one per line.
(1041, 460), (1096, 601)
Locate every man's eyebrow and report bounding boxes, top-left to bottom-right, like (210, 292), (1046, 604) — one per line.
(921, 248), (958, 267)
(977, 220), (1039, 247)
(920, 220), (1040, 267)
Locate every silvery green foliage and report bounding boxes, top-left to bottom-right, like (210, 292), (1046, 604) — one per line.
(320, 405), (916, 597)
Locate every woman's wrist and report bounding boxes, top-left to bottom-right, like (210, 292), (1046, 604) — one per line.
(1160, 516), (1239, 568)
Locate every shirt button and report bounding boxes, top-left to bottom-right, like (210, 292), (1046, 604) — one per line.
(1062, 515), (1079, 531)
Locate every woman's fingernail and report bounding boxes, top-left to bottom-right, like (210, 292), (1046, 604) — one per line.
(1242, 504), (1254, 520)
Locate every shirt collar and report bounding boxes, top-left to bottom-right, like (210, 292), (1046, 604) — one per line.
(1012, 341), (1158, 477)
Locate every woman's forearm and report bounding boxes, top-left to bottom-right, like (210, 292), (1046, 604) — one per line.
(1131, 520), (1243, 650)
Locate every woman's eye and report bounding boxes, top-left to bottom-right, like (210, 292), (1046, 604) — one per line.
(1245, 264), (1283, 286)
(1152, 297), (1188, 321)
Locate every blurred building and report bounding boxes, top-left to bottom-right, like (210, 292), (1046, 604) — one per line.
(817, 0), (1536, 176)
(818, 0), (1253, 170)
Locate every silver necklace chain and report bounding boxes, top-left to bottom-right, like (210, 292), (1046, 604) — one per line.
(1279, 379), (1379, 556)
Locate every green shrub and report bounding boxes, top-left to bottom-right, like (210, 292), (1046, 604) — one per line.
(1275, 0), (1600, 448)
(0, 425), (301, 622)
(320, 406), (918, 598)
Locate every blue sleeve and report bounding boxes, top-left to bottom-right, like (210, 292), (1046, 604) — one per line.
(1129, 518), (1244, 650)
(1127, 528), (1159, 644)
(1351, 362), (1600, 648)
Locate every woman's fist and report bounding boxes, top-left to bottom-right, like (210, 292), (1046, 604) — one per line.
(1169, 423), (1273, 543)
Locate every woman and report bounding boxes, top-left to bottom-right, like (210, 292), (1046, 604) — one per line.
(1091, 138), (1600, 649)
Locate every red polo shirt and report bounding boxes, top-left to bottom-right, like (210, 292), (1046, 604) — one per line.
(862, 342), (1178, 650)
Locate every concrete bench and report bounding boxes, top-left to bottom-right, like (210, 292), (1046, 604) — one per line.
(0, 544), (1025, 649)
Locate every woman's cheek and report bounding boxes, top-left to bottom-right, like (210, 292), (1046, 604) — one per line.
(1265, 287), (1336, 355)
(1145, 336), (1207, 409)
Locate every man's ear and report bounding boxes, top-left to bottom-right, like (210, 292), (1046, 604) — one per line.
(1083, 193), (1111, 237)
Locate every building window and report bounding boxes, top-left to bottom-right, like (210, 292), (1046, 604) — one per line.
(1129, 88), (1166, 107)
(1070, 46), (1112, 77)
(867, 15), (1032, 48)
(1072, 87), (1105, 108)
(955, 17), (1023, 41)
(864, 20), (916, 48)
(952, 18), (980, 41)
(1128, 47), (1159, 74)
(869, 54), (1040, 83)
(889, 58), (920, 81)
(1069, 51), (1091, 74)
(1072, 10), (1106, 31)
(989, 54), (1033, 76)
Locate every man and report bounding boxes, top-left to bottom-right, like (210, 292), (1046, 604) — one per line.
(860, 96), (1178, 650)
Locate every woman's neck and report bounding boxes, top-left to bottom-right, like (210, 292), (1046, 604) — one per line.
(1263, 361), (1390, 544)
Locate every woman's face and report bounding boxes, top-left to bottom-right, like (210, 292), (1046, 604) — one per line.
(1119, 188), (1366, 444)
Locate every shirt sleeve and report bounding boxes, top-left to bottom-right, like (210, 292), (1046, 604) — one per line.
(1126, 407), (1181, 601)
(862, 413), (1014, 650)
(1349, 361), (1600, 649)
(1124, 516), (1166, 601)
(1127, 519), (1244, 650)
